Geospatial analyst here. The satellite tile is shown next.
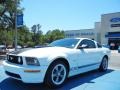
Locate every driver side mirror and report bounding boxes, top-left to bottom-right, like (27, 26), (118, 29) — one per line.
(78, 44), (88, 49)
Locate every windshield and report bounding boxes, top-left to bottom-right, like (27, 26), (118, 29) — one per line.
(49, 38), (80, 48)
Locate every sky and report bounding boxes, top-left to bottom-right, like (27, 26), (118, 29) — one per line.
(21, 0), (120, 33)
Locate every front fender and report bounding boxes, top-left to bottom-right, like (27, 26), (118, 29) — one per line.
(47, 53), (68, 64)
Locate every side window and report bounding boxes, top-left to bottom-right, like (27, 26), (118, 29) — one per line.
(79, 39), (96, 48)
(79, 40), (88, 48)
(88, 40), (96, 48)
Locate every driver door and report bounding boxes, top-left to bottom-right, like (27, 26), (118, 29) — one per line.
(76, 39), (99, 71)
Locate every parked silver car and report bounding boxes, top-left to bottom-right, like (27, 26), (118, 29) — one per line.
(0, 45), (7, 55)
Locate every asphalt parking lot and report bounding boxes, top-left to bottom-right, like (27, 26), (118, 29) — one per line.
(0, 50), (120, 90)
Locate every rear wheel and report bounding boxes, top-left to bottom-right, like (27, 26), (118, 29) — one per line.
(44, 60), (68, 88)
(99, 57), (108, 72)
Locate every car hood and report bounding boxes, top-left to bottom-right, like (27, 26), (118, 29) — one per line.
(9, 47), (72, 58)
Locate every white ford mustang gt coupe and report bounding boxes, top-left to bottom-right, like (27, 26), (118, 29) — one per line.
(3, 38), (111, 88)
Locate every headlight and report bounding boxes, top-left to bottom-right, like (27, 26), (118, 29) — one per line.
(25, 57), (40, 66)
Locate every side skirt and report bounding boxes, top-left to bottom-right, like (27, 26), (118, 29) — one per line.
(68, 62), (101, 77)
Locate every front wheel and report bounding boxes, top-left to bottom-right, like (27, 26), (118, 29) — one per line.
(99, 57), (108, 72)
(44, 61), (68, 88)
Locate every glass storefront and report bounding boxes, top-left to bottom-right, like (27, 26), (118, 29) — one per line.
(106, 32), (120, 49)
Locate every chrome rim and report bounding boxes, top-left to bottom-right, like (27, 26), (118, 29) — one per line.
(102, 58), (108, 70)
(51, 64), (66, 85)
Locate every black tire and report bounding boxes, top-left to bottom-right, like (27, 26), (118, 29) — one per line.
(44, 60), (68, 88)
(99, 57), (108, 72)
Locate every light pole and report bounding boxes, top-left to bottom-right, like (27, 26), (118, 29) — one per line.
(15, 0), (17, 51)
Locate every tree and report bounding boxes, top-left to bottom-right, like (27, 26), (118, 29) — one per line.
(0, 0), (23, 46)
(45, 29), (65, 43)
(17, 25), (31, 47)
(31, 24), (43, 45)
(0, 0), (5, 3)
(0, 0), (23, 29)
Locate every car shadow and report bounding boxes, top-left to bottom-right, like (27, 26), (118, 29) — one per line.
(0, 69), (114, 90)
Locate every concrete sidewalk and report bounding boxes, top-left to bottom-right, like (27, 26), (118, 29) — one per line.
(0, 55), (6, 60)
(0, 60), (3, 65)
(111, 50), (119, 54)
(0, 66), (8, 83)
(0, 55), (6, 65)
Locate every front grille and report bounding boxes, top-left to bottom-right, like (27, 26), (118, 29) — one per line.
(7, 55), (23, 65)
(5, 71), (21, 79)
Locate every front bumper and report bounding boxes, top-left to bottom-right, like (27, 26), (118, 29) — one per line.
(3, 61), (48, 83)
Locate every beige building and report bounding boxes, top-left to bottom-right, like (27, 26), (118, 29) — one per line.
(65, 29), (95, 39)
(65, 12), (120, 49)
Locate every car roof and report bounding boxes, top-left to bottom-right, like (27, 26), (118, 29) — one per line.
(76, 37), (90, 40)
(66, 38), (94, 41)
